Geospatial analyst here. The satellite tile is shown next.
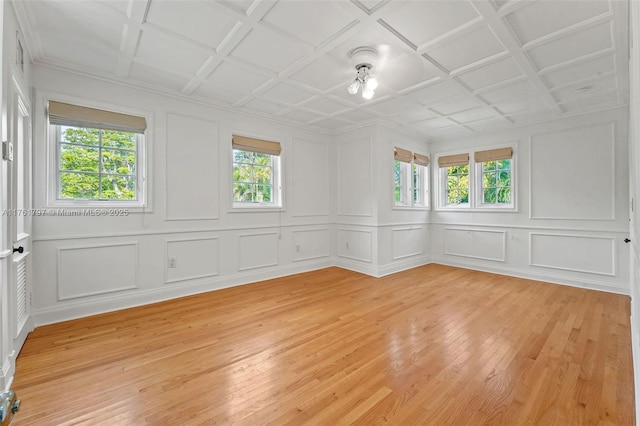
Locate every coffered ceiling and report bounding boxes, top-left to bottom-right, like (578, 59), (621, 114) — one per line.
(15, 0), (629, 140)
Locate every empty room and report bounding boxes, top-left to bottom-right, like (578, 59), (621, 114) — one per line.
(1, 0), (639, 424)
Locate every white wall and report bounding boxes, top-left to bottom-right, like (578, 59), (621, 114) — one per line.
(333, 124), (430, 277)
(30, 66), (334, 325)
(430, 108), (630, 294)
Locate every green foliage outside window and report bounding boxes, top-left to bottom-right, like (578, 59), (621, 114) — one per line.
(482, 160), (511, 204)
(59, 126), (137, 200)
(394, 161), (402, 203)
(446, 164), (469, 204)
(233, 150), (273, 203)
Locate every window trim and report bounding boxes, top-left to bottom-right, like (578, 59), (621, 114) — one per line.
(230, 133), (284, 211)
(45, 97), (151, 212)
(435, 145), (516, 212)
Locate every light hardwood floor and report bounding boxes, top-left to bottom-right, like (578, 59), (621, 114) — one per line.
(12, 265), (635, 425)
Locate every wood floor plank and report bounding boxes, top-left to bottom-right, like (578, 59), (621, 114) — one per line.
(11, 265), (635, 425)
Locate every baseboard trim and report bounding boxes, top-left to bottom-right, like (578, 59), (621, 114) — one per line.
(430, 256), (629, 295)
(32, 259), (333, 327)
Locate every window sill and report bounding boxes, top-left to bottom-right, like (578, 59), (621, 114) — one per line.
(393, 205), (430, 211)
(45, 200), (151, 214)
(230, 205), (285, 213)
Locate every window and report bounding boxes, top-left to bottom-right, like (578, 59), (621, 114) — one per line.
(437, 147), (514, 210)
(48, 101), (147, 207)
(475, 147), (513, 208)
(232, 135), (282, 208)
(394, 147), (429, 208)
(413, 153), (429, 207)
(438, 153), (470, 207)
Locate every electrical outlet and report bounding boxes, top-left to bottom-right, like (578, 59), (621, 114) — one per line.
(296, 245), (300, 252)
(168, 257), (177, 268)
(346, 242), (349, 249)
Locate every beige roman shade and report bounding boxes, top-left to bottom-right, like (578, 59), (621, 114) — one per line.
(394, 147), (412, 163)
(232, 135), (281, 156)
(413, 153), (430, 166)
(474, 147), (513, 163)
(438, 153), (469, 167)
(48, 101), (146, 133)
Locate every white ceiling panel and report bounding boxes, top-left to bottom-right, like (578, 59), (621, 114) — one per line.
(560, 90), (619, 112)
(230, 26), (307, 74)
(541, 54), (616, 88)
(22, 0), (629, 141)
(527, 22), (613, 70)
(302, 97), (351, 115)
(391, 108), (439, 124)
(456, 57), (523, 90)
(136, 30), (211, 76)
(261, 1), (355, 48)
(129, 63), (189, 93)
(192, 82), (246, 105)
(409, 81), (463, 105)
(479, 80), (537, 104)
(551, 75), (618, 103)
(366, 97), (422, 115)
(338, 108), (380, 123)
(430, 96), (483, 116)
(494, 95), (549, 116)
(291, 55), (352, 92)
(425, 26), (506, 72)
(260, 83), (316, 105)
(382, 1), (479, 48)
(146, 1), (240, 49)
(506, 0), (611, 45)
(206, 60), (271, 95)
(449, 107), (497, 124)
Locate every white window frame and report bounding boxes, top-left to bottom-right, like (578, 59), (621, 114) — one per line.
(394, 160), (411, 207)
(474, 157), (515, 210)
(413, 162), (429, 208)
(231, 142), (283, 211)
(46, 99), (150, 211)
(393, 148), (430, 210)
(436, 146), (515, 211)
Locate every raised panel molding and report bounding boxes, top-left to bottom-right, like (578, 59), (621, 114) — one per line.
(238, 232), (279, 271)
(57, 243), (139, 300)
(337, 138), (372, 217)
(166, 237), (219, 284)
(529, 122), (615, 220)
(392, 226), (423, 260)
(444, 228), (506, 262)
(338, 228), (372, 262)
(166, 113), (220, 221)
(292, 139), (330, 217)
(529, 233), (616, 276)
(292, 228), (330, 262)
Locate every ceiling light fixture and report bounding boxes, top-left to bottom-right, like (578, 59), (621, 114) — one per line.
(347, 47), (378, 100)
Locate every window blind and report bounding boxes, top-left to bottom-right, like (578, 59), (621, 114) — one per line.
(474, 147), (513, 163)
(232, 135), (281, 156)
(413, 153), (430, 166)
(48, 101), (146, 134)
(394, 147), (412, 163)
(438, 153), (469, 167)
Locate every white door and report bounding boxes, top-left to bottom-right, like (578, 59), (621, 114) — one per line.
(6, 80), (31, 342)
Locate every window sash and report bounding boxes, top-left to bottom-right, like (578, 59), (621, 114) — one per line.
(56, 126), (140, 201)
